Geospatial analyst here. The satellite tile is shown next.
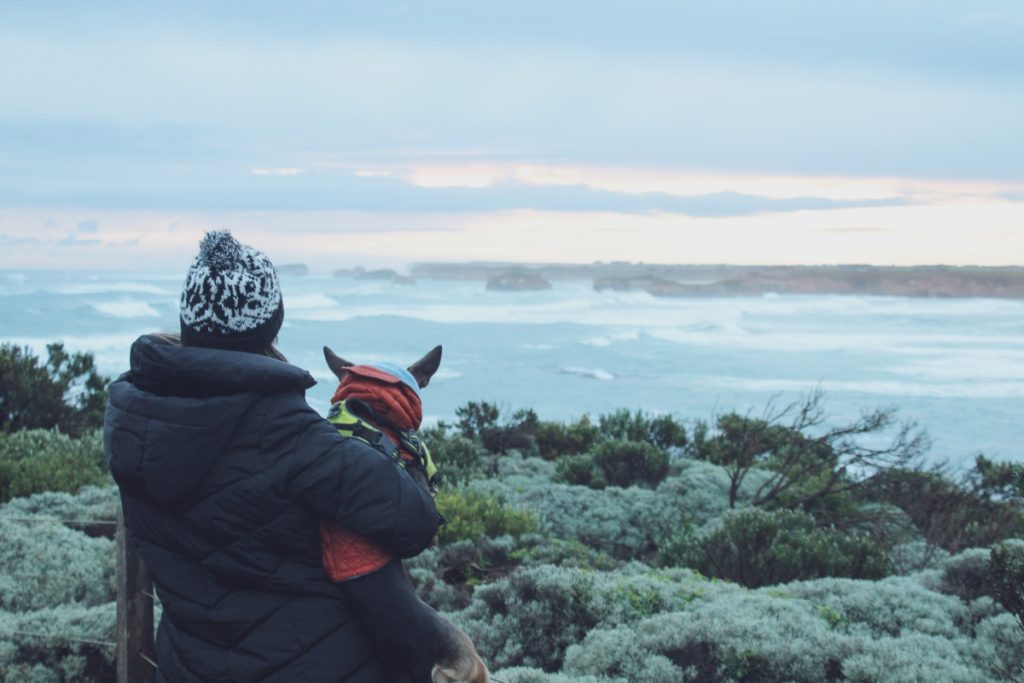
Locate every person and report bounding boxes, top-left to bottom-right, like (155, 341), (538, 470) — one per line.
(105, 230), (441, 682)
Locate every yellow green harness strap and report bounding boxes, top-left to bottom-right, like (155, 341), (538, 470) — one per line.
(327, 398), (439, 491)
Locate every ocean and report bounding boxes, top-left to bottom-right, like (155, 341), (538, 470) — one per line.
(2, 269), (1022, 467)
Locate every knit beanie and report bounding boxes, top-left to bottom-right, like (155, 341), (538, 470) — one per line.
(179, 230), (284, 352)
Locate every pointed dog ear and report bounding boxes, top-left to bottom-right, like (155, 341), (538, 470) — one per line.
(323, 346), (354, 381)
(408, 345), (443, 389)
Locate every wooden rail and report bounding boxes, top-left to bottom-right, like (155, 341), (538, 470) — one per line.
(116, 508), (156, 683)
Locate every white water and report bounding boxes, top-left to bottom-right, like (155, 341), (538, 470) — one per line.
(2, 270), (1022, 467)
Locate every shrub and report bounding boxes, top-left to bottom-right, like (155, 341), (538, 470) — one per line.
(534, 416), (601, 460)
(0, 430), (110, 504)
(936, 547), (996, 602)
(888, 540), (949, 574)
(0, 603), (116, 682)
(554, 454), (603, 488)
(782, 576), (970, 639)
(556, 441), (669, 490)
(492, 668), (617, 683)
(591, 439), (669, 489)
(454, 563), (706, 671)
(0, 517), (115, 612)
(420, 427), (490, 488)
(0, 485), (118, 525)
(679, 508), (891, 588)
(407, 536), (525, 611)
(455, 401), (501, 439)
(472, 456), (772, 561)
(688, 393), (927, 511)
(435, 490), (536, 545)
(505, 482), (672, 559)
(561, 576), (1018, 683)
(0, 343), (108, 437)
(597, 409), (687, 451)
(454, 402), (540, 454)
(990, 540), (1024, 632)
(859, 465), (1023, 553)
(563, 595), (842, 683)
(509, 537), (619, 573)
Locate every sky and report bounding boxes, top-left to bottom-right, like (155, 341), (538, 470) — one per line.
(1, 1), (1023, 270)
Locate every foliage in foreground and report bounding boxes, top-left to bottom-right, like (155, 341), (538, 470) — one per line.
(453, 563), (1024, 682)
(0, 487), (119, 681)
(0, 343), (108, 437)
(990, 541), (1024, 632)
(0, 429), (110, 504)
(666, 508), (891, 588)
(2, 391), (1023, 682)
(435, 489), (536, 545)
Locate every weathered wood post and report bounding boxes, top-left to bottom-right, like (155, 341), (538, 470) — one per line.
(116, 507), (156, 683)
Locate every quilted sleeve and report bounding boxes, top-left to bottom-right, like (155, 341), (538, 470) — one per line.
(282, 399), (440, 558)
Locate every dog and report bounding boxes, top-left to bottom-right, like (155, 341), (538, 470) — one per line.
(322, 345), (490, 683)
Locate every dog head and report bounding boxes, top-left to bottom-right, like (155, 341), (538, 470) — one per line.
(323, 345), (443, 391)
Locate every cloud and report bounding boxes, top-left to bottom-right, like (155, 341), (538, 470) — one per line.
(0, 233), (39, 246)
(77, 219), (98, 232)
(250, 167), (307, 176)
(57, 234), (101, 246)
(0, 166), (911, 216)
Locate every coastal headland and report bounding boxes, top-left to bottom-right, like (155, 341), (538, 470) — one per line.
(410, 262), (1024, 298)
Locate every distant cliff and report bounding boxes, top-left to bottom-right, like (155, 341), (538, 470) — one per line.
(599, 266), (1024, 298)
(414, 262), (1024, 298)
(334, 267), (415, 284)
(486, 270), (553, 292)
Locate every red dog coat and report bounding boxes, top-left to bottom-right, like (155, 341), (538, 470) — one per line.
(320, 365), (424, 581)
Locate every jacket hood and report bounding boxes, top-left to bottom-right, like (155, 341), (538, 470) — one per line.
(105, 335), (316, 503)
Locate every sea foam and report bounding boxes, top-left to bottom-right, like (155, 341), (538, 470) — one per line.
(93, 300), (161, 318)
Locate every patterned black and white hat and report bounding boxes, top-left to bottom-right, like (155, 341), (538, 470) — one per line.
(179, 230), (284, 351)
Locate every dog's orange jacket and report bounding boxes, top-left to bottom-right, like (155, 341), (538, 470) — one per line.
(320, 366), (424, 581)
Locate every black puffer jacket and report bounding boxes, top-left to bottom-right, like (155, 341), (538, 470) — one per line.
(104, 335), (440, 682)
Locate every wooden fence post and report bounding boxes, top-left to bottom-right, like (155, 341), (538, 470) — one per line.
(116, 507), (156, 683)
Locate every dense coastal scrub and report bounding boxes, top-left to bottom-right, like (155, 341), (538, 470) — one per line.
(1, 345), (1023, 681)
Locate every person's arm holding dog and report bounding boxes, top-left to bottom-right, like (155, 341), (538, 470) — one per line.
(284, 405), (441, 558)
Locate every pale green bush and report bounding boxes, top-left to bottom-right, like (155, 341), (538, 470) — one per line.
(408, 536), (525, 612)
(971, 612), (1024, 681)
(493, 667), (619, 683)
(937, 547), (996, 601)
(0, 485), (118, 524)
(0, 602), (115, 682)
(467, 456), (776, 560)
(839, 634), (990, 683)
(561, 578), (1019, 683)
(454, 563), (713, 671)
(512, 484), (672, 558)
(889, 540), (949, 574)
(781, 576), (969, 639)
(0, 518), (114, 612)
(563, 595), (840, 683)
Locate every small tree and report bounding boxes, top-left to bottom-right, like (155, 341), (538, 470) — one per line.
(455, 401), (500, 439)
(682, 508), (890, 588)
(0, 343), (108, 437)
(598, 409), (687, 450)
(971, 454), (1024, 503)
(990, 543), (1024, 633)
(453, 402), (538, 454)
(690, 391), (928, 510)
(869, 464), (1024, 552)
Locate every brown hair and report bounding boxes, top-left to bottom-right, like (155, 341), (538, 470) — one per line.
(150, 332), (287, 362)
